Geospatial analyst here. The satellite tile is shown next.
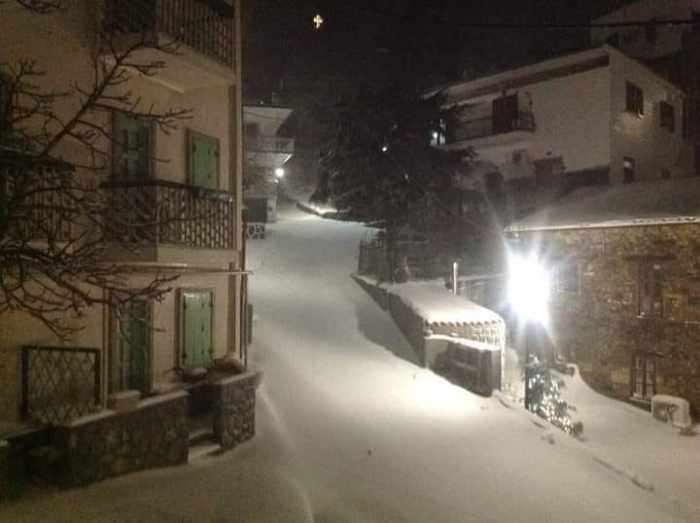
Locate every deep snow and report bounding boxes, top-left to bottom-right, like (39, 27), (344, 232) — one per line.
(1, 205), (696, 522)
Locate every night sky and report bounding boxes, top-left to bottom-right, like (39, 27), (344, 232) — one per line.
(243, 0), (637, 101)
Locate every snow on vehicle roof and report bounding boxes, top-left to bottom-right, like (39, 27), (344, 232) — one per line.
(388, 280), (504, 326)
(506, 177), (700, 233)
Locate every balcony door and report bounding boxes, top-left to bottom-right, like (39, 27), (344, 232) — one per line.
(113, 112), (152, 180)
(492, 95), (518, 134)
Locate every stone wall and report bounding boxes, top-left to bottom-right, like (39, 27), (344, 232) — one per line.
(211, 371), (260, 450)
(52, 391), (188, 487)
(514, 223), (700, 415)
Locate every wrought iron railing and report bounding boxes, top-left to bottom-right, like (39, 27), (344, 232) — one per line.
(246, 135), (295, 155)
(21, 346), (101, 425)
(451, 112), (535, 143)
(102, 179), (236, 249)
(104, 0), (236, 69)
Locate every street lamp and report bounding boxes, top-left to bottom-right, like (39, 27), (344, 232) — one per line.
(507, 252), (550, 410)
(274, 167), (285, 179)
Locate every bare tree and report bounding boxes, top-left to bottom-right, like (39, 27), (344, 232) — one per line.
(0, 0), (199, 338)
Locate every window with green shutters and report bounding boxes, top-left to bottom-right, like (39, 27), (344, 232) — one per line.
(113, 111), (152, 179)
(181, 290), (214, 369)
(111, 300), (151, 394)
(188, 130), (220, 189)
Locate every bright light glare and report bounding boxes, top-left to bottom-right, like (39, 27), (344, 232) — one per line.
(507, 254), (550, 324)
(381, 145), (389, 153)
(275, 168), (285, 178)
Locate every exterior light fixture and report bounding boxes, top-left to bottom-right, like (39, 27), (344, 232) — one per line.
(275, 168), (285, 179)
(381, 145), (389, 153)
(507, 252), (551, 410)
(313, 14), (324, 30)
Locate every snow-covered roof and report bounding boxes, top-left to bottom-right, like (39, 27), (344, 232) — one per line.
(388, 281), (504, 326)
(427, 334), (501, 352)
(506, 177), (700, 233)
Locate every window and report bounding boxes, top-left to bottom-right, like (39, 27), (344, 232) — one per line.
(180, 290), (213, 369)
(113, 112), (152, 179)
(631, 352), (656, 401)
(555, 260), (580, 294)
(0, 75), (11, 143)
(623, 157), (636, 184)
(430, 118), (447, 146)
(188, 130), (220, 189)
(110, 300), (151, 394)
(660, 102), (675, 132)
(661, 168), (671, 180)
(645, 21), (657, 43)
(626, 82), (644, 116)
(639, 261), (663, 317)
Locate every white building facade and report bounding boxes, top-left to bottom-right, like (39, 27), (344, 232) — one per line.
(433, 46), (694, 192)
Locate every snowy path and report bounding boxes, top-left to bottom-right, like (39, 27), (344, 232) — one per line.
(0, 206), (694, 522)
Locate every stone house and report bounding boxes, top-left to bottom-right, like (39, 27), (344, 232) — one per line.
(1, 0), (259, 483)
(506, 177), (700, 416)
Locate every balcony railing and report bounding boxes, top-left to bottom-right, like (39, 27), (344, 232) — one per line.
(451, 112), (535, 143)
(104, 0), (235, 69)
(102, 179), (236, 249)
(246, 135), (295, 155)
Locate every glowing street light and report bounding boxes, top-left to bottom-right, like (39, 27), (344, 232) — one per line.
(274, 167), (285, 179)
(507, 252), (550, 410)
(313, 14), (324, 30)
(381, 145), (389, 153)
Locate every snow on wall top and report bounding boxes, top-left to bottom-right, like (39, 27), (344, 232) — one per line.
(506, 177), (700, 233)
(388, 281), (504, 326)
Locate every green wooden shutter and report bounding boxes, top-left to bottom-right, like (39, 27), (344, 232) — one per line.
(114, 300), (150, 393)
(182, 291), (213, 368)
(114, 112), (151, 179)
(190, 132), (219, 189)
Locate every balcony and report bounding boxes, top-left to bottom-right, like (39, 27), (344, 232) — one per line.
(441, 112), (536, 153)
(246, 135), (295, 167)
(103, 0), (237, 91)
(102, 180), (236, 253)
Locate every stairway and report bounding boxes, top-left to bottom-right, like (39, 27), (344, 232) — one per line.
(187, 414), (221, 461)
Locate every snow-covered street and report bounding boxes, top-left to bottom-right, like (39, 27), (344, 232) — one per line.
(1, 206), (697, 522)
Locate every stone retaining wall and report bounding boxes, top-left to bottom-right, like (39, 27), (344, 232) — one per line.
(211, 371), (260, 449)
(52, 391), (188, 487)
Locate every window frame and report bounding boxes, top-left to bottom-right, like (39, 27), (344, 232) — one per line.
(554, 259), (581, 295)
(638, 260), (663, 318)
(111, 111), (154, 180)
(660, 101), (675, 133)
(109, 299), (153, 395)
(623, 157), (636, 184)
(625, 82), (644, 117)
(631, 352), (657, 401)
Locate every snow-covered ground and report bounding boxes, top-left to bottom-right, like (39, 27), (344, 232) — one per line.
(557, 367), (700, 512)
(1, 206), (697, 522)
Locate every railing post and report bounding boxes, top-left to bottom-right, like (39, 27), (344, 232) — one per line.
(94, 350), (101, 409)
(21, 346), (29, 419)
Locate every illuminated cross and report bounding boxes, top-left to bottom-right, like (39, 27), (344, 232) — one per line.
(313, 14), (324, 30)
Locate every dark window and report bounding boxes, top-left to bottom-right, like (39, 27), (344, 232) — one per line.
(645, 21), (657, 43)
(626, 82), (644, 116)
(623, 157), (636, 183)
(631, 352), (656, 401)
(492, 94), (518, 134)
(606, 33), (621, 47)
(112, 112), (152, 179)
(0, 75), (10, 143)
(660, 101), (675, 132)
(639, 261), (663, 317)
(661, 168), (671, 180)
(111, 300), (151, 394)
(556, 260), (580, 294)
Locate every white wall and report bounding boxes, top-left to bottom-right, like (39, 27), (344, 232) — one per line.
(243, 106), (292, 136)
(591, 0), (697, 60)
(609, 50), (694, 183)
(469, 66), (612, 180)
